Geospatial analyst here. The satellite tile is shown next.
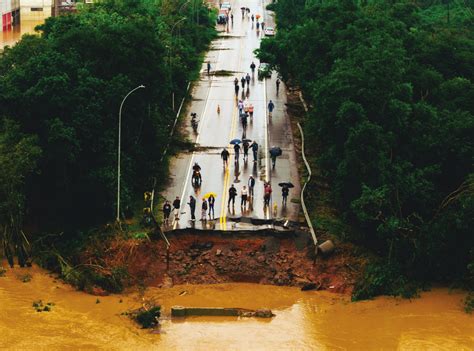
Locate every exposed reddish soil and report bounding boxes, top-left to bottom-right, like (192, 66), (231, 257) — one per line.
(83, 230), (364, 295)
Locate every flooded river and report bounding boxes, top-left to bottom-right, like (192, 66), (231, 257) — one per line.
(0, 265), (472, 350)
(1, 18), (45, 49)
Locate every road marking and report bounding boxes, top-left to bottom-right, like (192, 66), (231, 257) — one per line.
(172, 46), (221, 230)
(219, 13), (246, 230)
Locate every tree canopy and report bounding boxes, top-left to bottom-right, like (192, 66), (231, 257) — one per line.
(0, 0), (216, 264)
(258, 0), (474, 298)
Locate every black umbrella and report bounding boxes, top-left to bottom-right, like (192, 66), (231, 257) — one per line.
(242, 138), (252, 143)
(230, 138), (241, 145)
(269, 146), (282, 156)
(278, 182), (295, 188)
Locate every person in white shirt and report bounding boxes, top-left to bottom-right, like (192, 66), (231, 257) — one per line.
(241, 186), (248, 208)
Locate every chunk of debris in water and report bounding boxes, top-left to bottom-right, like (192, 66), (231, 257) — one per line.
(179, 290), (187, 296)
(171, 306), (274, 318)
(301, 282), (321, 291)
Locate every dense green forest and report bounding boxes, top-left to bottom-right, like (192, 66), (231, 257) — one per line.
(0, 0), (215, 268)
(258, 0), (474, 300)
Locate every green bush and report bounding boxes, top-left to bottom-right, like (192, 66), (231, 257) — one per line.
(135, 306), (161, 328)
(352, 262), (419, 301)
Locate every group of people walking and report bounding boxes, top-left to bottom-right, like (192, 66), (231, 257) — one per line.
(162, 194), (217, 225)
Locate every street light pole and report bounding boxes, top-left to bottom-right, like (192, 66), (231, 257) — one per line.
(117, 84), (145, 223)
(169, 17), (187, 111)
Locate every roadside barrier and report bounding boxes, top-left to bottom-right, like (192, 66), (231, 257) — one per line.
(297, 92), (318, 250)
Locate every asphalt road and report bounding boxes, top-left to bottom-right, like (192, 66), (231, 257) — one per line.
(162, 0), (301, 231)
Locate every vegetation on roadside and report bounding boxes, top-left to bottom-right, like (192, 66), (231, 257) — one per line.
(258, 0), (474, 301)
(0, 0), (216, 279)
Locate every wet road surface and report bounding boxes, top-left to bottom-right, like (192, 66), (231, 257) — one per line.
(163, 0), (301, 231)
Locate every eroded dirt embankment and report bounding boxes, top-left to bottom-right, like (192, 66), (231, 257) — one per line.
(83, 230), (364, 294)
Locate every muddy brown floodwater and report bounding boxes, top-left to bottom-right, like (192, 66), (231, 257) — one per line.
(0, 265), (473, 350)
(1, 18), (45, 49)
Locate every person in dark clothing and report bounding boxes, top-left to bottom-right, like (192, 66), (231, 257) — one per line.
(250, 62), (256, 73)
(234, 77), (239, 86)
(207, 61), (211, 75)
(235, 84), (240, 96)
(221, 148), (230, 167)
(271, 153), (277, 168)
(173, 196), (181, 220)
(241, 76), (246, 88)
(246, 73), (251, 85)
(163, 200), (171, 224)
(276, 78), (280, 93)
(228, 184), (237, 207)
(261, 21), (265, 30)
(208, 195), (215, 219)
(188, 195), (196, 221)
(248, 176), (255, 197)
(201, 199), (208, 221)
(268, 100), (275, 116)
(234, 143), (240, 162)
(243, 141), (250, 160)
(251, 142), (258, 162)
(282, 185), (289, 206)
(241, 113), (248, 130)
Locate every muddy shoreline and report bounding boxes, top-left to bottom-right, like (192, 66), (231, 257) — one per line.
(81, 229), (363, 295)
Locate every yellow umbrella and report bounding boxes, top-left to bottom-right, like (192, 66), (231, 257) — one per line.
(203, 192), (218, 199)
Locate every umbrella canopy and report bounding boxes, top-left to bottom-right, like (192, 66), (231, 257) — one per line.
(241, 6), (245, 10)
(230, 138), (241, 144)
(256, 14), (261, 19)
(269, 146), (282, 156)
(203, 192), (218, 199)
(278, 182), (295, 188)
(242, 138), (252, 143)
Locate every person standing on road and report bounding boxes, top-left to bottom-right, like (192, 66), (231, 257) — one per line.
(248, 176), (255, 197)
(256, 21), (260, 30)
(241, 113), (248, 132)
(246, 73), (251, 85)
(235, 84), (240, 96)
(243, 140), (250, 160)
(276, 78), (280, 93)
(263, 183), (272, 206)
(251, 141), (258, 162)
(261, 22), (265, 31)
(248, 103), (254, 118)
(282, 185), (289, 206)
(173, 196), (181, 220)
(251, 14), (254, 22)
(163, 200), (171, 225)
(207, 61), (211, 75)
(241, 76), (246, 89)
(238, 99), (244, 114)
(234, 77), (239, 86)
(271, 152), (278, 169)
(268, 100), (275, 117)
(234, 143), (241, 162)
(201, 198), (208, 222)
(188, 195), (196, 222)
(221, 148), (230, 167)
(208, 195), (215, 219)
(228, 184), (237, 207)
(250, 62), (256, 74)
(241, 186), (249, 208)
